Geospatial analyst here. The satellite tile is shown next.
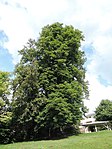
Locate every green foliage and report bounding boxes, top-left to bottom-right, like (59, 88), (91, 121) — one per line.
(12, 22), (88, 141)
(0, 71), (10, 102)
(0, 112), (12, 144)
(0, 71), (10, 115)
(95, 99), (112, 121)
(0, 71), (12, 144)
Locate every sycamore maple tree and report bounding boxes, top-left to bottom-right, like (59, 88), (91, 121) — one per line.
(12, 22), (88, 141)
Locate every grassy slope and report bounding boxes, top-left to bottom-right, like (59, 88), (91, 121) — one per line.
(0, 131), (112, 149)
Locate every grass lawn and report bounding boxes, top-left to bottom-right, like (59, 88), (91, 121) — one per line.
(0, 130), (112, 149)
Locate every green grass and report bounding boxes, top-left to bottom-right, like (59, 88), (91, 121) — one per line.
(0, 130), (112, 149)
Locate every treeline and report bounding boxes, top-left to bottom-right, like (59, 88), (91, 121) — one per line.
(0, 22), (89, 144)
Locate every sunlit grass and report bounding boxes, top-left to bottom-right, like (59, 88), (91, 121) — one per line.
(0, 130), (112, 149)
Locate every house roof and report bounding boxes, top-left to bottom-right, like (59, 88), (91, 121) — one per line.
(82, 121), (109, 126)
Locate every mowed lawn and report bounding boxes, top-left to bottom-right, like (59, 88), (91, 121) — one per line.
(0, 130), (112, 149)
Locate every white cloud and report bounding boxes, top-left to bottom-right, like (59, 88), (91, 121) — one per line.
(1, 0), (112, 112)
(85, 73), (112, 112)
(65, 0), (112, 112)
(0, 0), (70, 63)
(0, 1), (36, 64)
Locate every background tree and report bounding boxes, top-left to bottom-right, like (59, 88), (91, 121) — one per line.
(12, 22), (88, 141)
(95, 99), (112, 121)
(0, 71), (12, 144)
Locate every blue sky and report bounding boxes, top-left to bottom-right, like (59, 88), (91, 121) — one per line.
(0, 30), (14, 71)
(0, 0), (112, 112)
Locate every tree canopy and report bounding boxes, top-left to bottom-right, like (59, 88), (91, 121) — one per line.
(0, 71), (12, 144)
(0, 71), (10, 118)
(95, 99), (112, 121)
(11, 22), (88, 141)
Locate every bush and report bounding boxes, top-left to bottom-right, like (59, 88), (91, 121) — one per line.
(0, 128), (11, 144)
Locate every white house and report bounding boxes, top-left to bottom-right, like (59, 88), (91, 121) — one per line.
(79, 113), (110, 133)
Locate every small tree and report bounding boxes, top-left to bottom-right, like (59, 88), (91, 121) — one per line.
(0, 71), (12, 144)
(95, 99), (112, 121)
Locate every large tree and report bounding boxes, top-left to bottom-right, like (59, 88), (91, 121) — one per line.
(95, 99), (112, 121)
(12, 22), (88, 140)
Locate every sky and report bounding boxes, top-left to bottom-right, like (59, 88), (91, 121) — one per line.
(0, 0), (112, 112)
